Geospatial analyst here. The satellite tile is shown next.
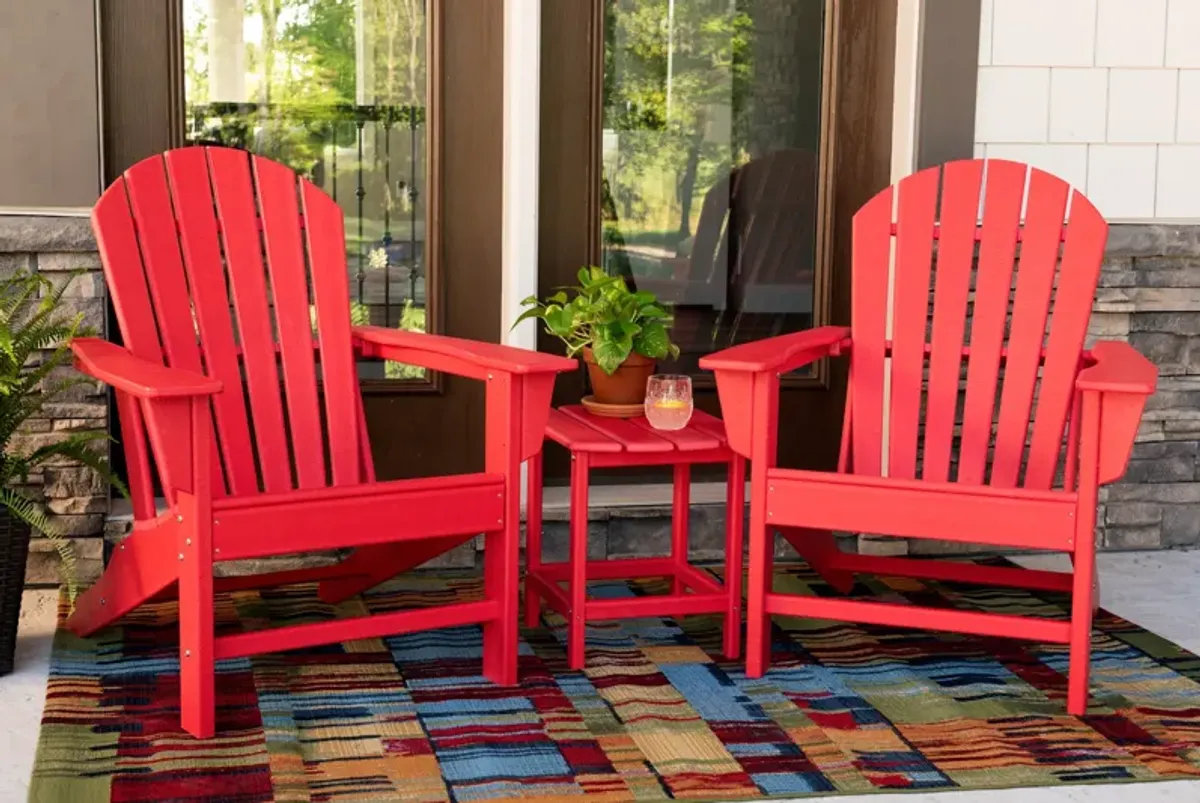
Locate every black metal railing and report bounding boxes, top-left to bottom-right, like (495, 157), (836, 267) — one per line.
(187, 102), (426, 330)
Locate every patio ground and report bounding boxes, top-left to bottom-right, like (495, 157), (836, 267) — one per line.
(4, 551), (1200, 802)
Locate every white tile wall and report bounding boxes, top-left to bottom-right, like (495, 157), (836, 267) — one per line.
(1156, 146), (1200, 217)
(1166, 0), (1200, 68)
(1107, 69), (1177, 143)
(974, 0), (1200, 219)
(1095, 0), (1167, 67)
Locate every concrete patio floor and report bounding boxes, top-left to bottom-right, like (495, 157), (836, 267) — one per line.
(4, 551), (1200, 802)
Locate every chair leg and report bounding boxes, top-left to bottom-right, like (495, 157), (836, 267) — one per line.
(778, 527), (856, 595)
(1068, 393), (1101, 717)
(568, 454), (589, 670)
(745, 517), (773, 679)
(524, 452), (544, 629)
(177, 493), (215, 739)
(671, 464), (690, 594)
(723, 455), (746, 660)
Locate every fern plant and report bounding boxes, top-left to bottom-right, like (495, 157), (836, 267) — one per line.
(0, 271), (124, 603)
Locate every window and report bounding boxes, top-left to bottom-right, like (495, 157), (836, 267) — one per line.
(183, 0), (429, 382)
(600, 0), (831, 376)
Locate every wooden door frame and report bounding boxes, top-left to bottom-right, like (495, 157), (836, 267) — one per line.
(97, 0), (504, 481)
(539, 0), (897, 477)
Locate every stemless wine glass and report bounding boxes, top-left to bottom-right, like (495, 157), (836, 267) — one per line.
(644, 374), (693, 430)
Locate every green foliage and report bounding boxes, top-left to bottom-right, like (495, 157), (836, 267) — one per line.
(384, 300), (426, 380)
(0, 272), (125, 604)
(514, 267), (679, 376)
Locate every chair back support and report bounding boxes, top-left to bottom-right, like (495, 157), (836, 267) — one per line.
(93, 146), (369, 505)
(849, 159), (1108, 490)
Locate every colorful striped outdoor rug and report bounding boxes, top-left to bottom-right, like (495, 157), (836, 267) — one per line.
(28, 561), (1200, 802)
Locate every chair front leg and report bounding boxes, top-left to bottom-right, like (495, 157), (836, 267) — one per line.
(1068, 392), (1102, 717)
(177, 399), (215, 738)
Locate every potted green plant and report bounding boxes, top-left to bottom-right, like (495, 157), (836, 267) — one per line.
(0, 271), (124, 677)
(516, 267), (679, 405)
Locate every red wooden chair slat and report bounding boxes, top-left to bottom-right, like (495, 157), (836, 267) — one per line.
(544, 409), (623, 452)
(630, 416), (721, 451)
(69, 147), (576, 738)
(560, 406), (673, 452)
(887, 167), (939, 479)
(124, 157), (227, 497)
(957, 159), (1025, 484)
(253, 155), (326, 489)
(701, 157), (1157, 718)
(849, 187), (892, 477)
(1025, 193), (1108, 489)
(302, 181), (362, 486)
(165, 148), (260, 496)
(990, 169), (1070, 487)
(922, 160), (983, 482)
(206, 148), (293, 493)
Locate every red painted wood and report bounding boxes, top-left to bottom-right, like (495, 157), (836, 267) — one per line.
(632, 417), (721, 451)
(889, 167), (940, 479)
(525, 572), (571, 617)
(206, 147), (292, 493)
(353, 325), (575, 375)
(253, 155), (325, 489)
(686, 409), (730, 441)
(215, 600), (497, 661)
(1068, 391), (1101, 715)
(745, 371), (780, 677)
(766, 468), (1075, 550)
(850, 188), (892, 477)
(724, 454), (745, 660)
(923, 160), (983, 482)
(586, 594), (725, 620)
(568, 450), (589, 670)
(483, 371), (523, 685)
(166, 149), (260, 496)
(301, 180), (361, 486)
(72, 339), (221, 398)
(1077, 340), (1156, 394)
(890, 223), (1067, 242)
(763, 593), (1071, 644)
(992, 169), (1071, 488)
(524, 450), (545, 628)
(672, 464), (690, 592)
(114, 393), (156, 520)
(561, 406), (673, 453)
(1025, 192), (1108, 489)
(834, 553), (1074, 593)
(589, 447), (731, 468)
(534, 557), (679, 582)
(544, 408), (623, 452)
(678, 564), (724, 596)
(124, 156), (227, 497)
(178, 400), (214, 738)
(958, 159), (1026, 484)
(700, 325), (850, 373)
(1082, 342), (1156, 484)
(211, 564), (359, 594)
(316, 533), (477, 604)
(212, 478), (505, 560)
(778, 528), (856, 594)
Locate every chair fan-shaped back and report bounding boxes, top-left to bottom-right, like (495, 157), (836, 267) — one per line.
(92, 146), (369, 501)
(849, 159), (1108, 490)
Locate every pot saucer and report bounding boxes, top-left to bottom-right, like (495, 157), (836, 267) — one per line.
(580, 395), (644, 419)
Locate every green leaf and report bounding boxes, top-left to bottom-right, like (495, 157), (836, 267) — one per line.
(510, 306), (547, 329)
(591, 336), (631, 375)
(633, 321), (671, 360)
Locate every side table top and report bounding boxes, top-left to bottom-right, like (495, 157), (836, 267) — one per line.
(545, 405), (728, 454)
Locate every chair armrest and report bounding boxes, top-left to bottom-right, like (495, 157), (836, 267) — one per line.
(72, 338), (222, 398)
(1076, 340), (1158, 485)
(1077, 340), (1157, 394)
(699, 326), (851, 374)
(352, 326), (576, 378)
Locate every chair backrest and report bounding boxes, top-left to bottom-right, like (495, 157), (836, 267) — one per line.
(93, 146), (370, 505)
(849, 159), (1108, 490)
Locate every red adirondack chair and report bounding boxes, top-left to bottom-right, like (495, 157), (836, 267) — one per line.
(68, 146), (574, 737)
(701, 159), (1157, 716)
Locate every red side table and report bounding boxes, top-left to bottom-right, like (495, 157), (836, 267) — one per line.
(524, 405), (746, 669)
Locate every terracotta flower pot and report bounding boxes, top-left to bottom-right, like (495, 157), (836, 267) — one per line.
(583, 347), (655, 405)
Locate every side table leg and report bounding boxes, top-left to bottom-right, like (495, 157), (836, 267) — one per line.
(723, 455), (746, 660)
(568, 453), (590, 670)
(524, 450), (544, 628)
(671, 463), (691, 594)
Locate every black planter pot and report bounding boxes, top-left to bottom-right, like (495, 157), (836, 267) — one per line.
(0, 507), (32, 676)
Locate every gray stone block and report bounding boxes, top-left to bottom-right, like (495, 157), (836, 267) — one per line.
(0, 217), (96, 253)
(1161, 505), (1200, 547)
(0, 253), (34, 275)
(1124, 442), (1197, 483)
(1103, 524), (1163, 550)
(1128, 332), (1189, 374)
(35, 252), (102, 272)
(1106, 481), (1200, 504)
(1104, 501), (1162, 527)
(1106, 223), (1200, 258)
(1131, 312), (1200, 336)
(537, 520), (607, 562)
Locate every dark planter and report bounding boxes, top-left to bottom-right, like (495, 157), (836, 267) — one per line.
(583, 348), (655, 405)
(0, 507), (32, 676)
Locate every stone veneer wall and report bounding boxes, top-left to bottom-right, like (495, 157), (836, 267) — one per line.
(1, 215), (108, 586)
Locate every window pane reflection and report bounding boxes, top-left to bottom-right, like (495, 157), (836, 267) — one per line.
(183, 0), (427, 380)
(601, 0), (825, 375)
